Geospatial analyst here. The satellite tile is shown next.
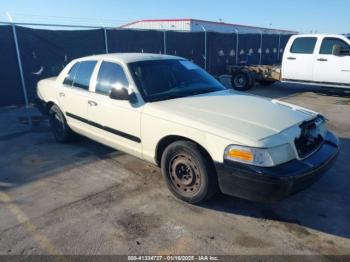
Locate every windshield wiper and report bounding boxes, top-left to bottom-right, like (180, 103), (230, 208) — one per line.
(186, 88), (219, 96)
(150, 88), (222, 102)
(150, 93), (191, 102)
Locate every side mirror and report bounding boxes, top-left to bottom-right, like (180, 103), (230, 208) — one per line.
(109, 86), (129, 101)
(332, 44), (341, 56)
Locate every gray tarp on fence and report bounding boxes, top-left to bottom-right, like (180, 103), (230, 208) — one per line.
(261, 33), (279, 64)
(238, 34), (261, 65)
(166, 31), (206, 69)
(107, 29), (164, 54)
(17, 26), (106, 103)
(207, 32), (237, 75)
(0, 25), (291, 107)
(0, 26), (24, 106)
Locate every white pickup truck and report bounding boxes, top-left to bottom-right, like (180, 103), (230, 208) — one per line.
(229, 34), (350, 91)
(36, 53), (340, 204)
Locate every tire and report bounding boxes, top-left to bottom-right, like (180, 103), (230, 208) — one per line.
(161, 141), (218, 204)
(258, 80), (276, 86)
(231, 70), (254, 91)
(48, 104), (73, 143)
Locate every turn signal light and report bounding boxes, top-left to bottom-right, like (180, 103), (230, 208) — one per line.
(228, 149), (253, 161)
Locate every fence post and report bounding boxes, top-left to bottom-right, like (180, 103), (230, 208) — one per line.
(163, 30), (167, 54)
(159, 25), (167, 54)
(259, 30), (263, 65)
(103, 27), (109, 54)
(277, 32), (281, 62)
(194, 24), (207, 70)
(204, 30), (207, 70)
(9, 19), (32, 126)
(234, 28), (239, 65)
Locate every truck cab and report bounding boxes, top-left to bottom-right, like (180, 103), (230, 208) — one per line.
(282, 34), (350, 88)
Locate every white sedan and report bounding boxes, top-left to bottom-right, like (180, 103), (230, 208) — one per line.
(36, 53), (340, 203)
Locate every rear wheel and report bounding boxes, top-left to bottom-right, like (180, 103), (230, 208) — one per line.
(48, 104), (73, 143)
(161, 141), (218, 204)
(231, 70), (254, 91)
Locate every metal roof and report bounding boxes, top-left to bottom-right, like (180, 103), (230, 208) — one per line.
(120, 18), (297, 33)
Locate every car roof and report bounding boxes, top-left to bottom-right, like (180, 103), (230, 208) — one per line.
(293, 34), (348, 39)
(76, 53), (183, 64)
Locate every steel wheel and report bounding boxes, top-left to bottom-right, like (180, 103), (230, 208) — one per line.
(231, 70), (254, 91)
(161, 141), (218, 204)
(234, 73), (247, 89)
(169, 154), (202, 196)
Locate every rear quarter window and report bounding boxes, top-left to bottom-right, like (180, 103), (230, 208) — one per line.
(290, 37), (317, 54)
(63, 62), (80, 86)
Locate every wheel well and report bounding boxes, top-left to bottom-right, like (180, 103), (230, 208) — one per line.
(155, 135), (215, 168)
(46, 101), (55, 112)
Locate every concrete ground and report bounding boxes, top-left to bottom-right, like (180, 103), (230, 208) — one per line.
(0, 83), (350, 255)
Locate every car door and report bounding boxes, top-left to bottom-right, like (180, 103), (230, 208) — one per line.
(282, 36), (318, 81)
(87, 60), (143, 158)
(59, 60), (97, 132)
(313, 37), (350, 86)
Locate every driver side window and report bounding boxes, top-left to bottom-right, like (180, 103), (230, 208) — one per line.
(95, 62), (129, 95)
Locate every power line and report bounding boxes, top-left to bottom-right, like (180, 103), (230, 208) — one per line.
(10, 12), (129, 22)
(4, 12), (130, 27)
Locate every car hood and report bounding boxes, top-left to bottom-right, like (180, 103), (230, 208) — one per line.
(143, 90), (317, 143)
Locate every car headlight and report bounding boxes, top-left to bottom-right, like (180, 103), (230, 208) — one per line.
(224, 145), (274, 167)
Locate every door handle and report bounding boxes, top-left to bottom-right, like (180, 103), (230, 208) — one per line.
(287, 57), (296, 60)
(88, 100), (98, 107)
(317, 58), (328, 62)
(59, 92), (65, 98)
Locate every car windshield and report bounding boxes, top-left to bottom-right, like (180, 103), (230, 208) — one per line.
(128, 59), (226, 102)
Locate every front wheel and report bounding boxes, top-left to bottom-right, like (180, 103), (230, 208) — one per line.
(48, 104), (74, 143)
(161, 141), (218, 204)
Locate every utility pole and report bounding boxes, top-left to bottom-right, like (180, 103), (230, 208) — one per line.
(7, 12), (32, 127)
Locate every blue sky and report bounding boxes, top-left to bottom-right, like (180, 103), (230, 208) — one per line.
(0, 0), (349, 33)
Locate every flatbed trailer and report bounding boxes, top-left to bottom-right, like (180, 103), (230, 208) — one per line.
(226, 64), (282, 91)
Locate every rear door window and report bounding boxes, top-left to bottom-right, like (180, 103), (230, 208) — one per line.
(72, 61), (97, 91)
(319, 38), (350, 55)
(290, 37), (317, 54)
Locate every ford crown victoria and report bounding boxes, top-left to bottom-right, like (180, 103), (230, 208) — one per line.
(36, 53), (340, 203)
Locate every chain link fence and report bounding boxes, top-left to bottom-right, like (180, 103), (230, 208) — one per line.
(0, 21), (292, 109)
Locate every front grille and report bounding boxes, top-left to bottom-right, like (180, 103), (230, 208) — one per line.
(295, 116), (324, 159)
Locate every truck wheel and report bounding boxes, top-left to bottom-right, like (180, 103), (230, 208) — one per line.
(48, 105), (73, 143)
(231, 71), (254, 91)
(161, 141), (218, 204)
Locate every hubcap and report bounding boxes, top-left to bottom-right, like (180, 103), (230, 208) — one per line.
(234, 74), (246, 88)
(175, 163), (193, 186)
(169, 155), (201, 196)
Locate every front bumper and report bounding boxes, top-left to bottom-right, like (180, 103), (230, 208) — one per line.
(215, 131), (340, 203)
